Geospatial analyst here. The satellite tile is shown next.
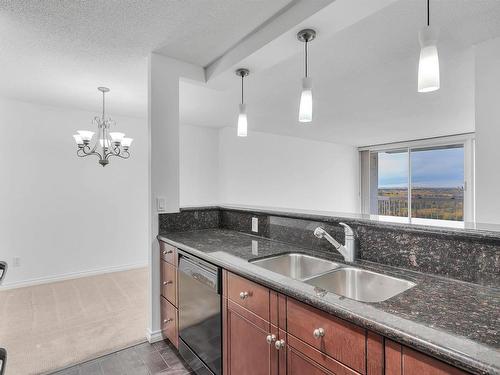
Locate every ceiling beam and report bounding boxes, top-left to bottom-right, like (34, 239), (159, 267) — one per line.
(205, 0), (399, 88)
(205, 0), (334, 81)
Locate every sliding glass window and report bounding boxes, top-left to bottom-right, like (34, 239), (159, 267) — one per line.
(361, 135), (474, 225)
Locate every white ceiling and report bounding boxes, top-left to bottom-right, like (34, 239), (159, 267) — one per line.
(0, 0), (292, 117)
(3, 0), (500, 146)
(181, 0), (500, 146)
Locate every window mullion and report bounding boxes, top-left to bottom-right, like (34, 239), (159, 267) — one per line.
(408, 147), (412, 221)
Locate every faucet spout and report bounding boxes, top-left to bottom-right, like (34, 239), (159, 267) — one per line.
(313, 223), (357, 262)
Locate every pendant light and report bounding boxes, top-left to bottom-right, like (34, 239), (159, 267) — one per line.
(235, 68), (250, 137)
(297, 29), (316, 123)
(418, 0), (440, 92)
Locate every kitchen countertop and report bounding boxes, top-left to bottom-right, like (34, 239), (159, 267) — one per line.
(158, 229), (500, 375)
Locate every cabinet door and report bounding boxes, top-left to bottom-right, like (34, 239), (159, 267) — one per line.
(287, 346), (335, 375)
(385, 340), (468, 375)
(226, 306), (278, 375)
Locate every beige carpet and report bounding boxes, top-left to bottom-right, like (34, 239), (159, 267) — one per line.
(0, 267), (148, 375)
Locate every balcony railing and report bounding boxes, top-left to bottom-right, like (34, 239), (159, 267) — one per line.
(377, 196), (463, 221)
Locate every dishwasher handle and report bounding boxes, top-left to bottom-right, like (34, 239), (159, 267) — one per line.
(0, 262), (7, 285)
(0, 347), (6, 375)
(178, 255), (219, 292)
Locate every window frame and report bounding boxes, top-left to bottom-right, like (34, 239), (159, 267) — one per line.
(359, 133), (475, 225)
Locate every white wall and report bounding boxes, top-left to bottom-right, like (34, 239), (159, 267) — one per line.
(180, 125), (219, 206)
(475, 36), (500, 224)
(0, 98), (148, 287)
(218, 127), (359, 213)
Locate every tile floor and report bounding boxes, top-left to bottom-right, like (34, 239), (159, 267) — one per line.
(49, 341), (192, 375)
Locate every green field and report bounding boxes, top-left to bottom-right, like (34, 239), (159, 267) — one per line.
(378, 188), (463, 221)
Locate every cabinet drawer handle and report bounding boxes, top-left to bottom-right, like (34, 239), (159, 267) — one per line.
(274, 339), (286, 350)
(313, 328), (325, 338)
(163, 280), (173, 286)
(266, 334), (276, 344)
(163, 249), (173, 255)
(163, 318), (173, 324)
(239, 291), (249, 300)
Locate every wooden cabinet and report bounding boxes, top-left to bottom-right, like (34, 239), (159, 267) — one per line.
(225, 302), (279, 375)
(160, 260), (177, 306)
(223, 270), (280, 375)
(385, 340), (468, 375)
(227, 272), (270, 321)
(287, 299), (367, 374)
(224, 271), (470, 375)
(160, 296), (178, 347)
(159, 242), (179, 348)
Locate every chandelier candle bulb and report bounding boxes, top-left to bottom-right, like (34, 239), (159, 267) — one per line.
(109, 132), (125, 144)
(73, 134), (84, 146)
(121, 137), (133, 149)
(77, 130), (95, 143)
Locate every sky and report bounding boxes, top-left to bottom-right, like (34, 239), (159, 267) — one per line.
(378, 147), (464, 188)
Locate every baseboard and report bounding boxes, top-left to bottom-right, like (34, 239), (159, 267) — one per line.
(0, 262), (148, 290)
(146, 329), (164, 343)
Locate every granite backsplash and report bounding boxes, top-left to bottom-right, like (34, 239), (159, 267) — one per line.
(159, 206), (500, 287)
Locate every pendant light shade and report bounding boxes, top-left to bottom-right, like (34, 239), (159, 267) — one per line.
(297, 29), (316, 123)
(235, 68), (249, 137)
(299, 77), (313, 122)
(237, 103), (248, 137)
(418, 27), (440, 92)
(418, 0), (439, 93)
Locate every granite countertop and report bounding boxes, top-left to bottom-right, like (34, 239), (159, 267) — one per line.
(158, 229), (500, 375)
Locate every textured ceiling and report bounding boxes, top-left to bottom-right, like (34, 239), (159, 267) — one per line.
(0, 0), (292, 117)
(181, 0), (500, 145)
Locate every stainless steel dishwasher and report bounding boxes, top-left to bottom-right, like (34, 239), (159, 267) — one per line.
(177, 251), (221, 375)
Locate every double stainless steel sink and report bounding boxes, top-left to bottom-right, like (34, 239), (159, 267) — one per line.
(250, 253), (415, 303)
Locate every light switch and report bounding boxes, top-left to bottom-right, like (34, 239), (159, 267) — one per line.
(252, 217), (258, 233)
(156, 197), (166, 212)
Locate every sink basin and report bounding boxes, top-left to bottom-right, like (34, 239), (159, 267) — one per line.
(250, 253), (341, 281)
(305, 267), (416, 302)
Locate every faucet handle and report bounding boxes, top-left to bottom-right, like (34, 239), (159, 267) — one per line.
(338, 222), (354, 236)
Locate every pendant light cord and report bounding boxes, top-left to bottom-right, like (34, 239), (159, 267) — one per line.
(305, 40), (308, 78)
(241, 75), (244, 105)
(427, 0), (430, 26)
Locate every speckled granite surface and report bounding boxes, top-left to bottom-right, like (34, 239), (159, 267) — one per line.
(158, 229), (500, 375)
(160, 207), (500, 287)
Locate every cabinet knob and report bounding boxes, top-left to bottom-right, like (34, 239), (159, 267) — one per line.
(163, 318), (173, 324)
(163, 280), (173, 286)
(313, 328), (325, 338)
(163, 249), (173, 255)
(274, 339), (286, 350)
(266, 334), (276, 344)
(239, 291), (249, 300)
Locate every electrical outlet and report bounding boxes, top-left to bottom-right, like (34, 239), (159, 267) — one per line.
(252, 217), (258, 233)
(252, 240), (259, 255)
(13, 257), (20, 267)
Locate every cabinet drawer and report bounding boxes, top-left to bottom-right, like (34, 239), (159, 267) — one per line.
(161, 260), (177, 306)
(161, 296), (178, 348)
(160, 241), (177, 265)
(227, 272), (270, 321)
(287, 299), (366, 374)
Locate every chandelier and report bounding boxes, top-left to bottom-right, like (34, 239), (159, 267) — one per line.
(72, 87), (133, 167)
